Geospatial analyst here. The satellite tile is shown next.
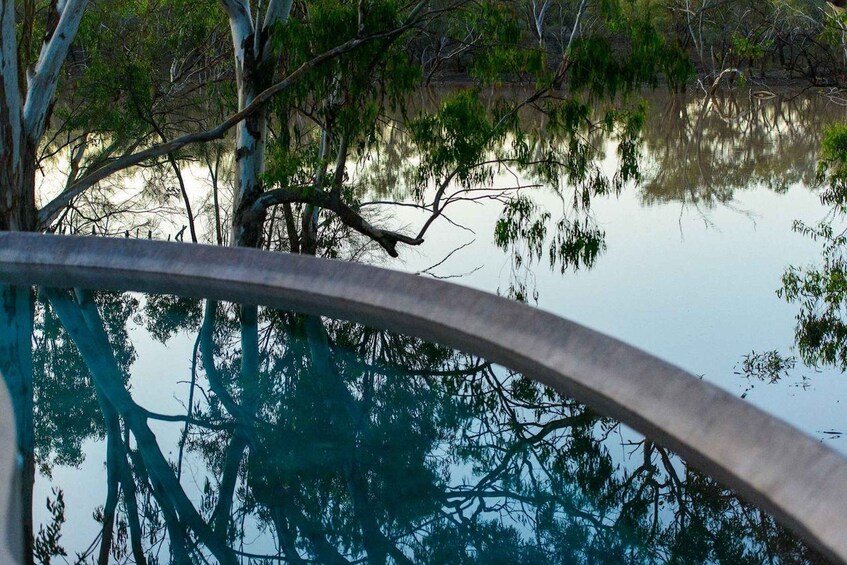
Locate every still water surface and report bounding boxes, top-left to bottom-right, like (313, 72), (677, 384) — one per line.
(28, 291), (821, 562)
(387, 91), (847, 452)
(20, 90), (847, 562)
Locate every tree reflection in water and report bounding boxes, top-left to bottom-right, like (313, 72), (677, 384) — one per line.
(12, 288), (821, 564)
(639, 91), (841, 210)
(781, 120), (847, 375)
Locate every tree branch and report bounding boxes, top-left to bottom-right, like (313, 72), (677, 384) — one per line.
(252, 187), (423, 257)
(38, 23), (421, 228)
(23, 0), (89, 142)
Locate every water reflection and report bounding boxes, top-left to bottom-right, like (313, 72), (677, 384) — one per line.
(637, 92), (841, 208)
(45, 90), (845, 267)
(0, 287), (821, 563)
(355, 89), (844, 210)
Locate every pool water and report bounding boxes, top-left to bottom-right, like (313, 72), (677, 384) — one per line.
(19, 290), (821, 563)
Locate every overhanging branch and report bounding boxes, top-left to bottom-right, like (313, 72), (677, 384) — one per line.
(253, 187), (423, 257)
(37, 17), (424, 228)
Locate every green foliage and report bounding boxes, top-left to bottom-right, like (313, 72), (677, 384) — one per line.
(34, 0), (681, 273)
(57, 0), (224, 142)
(495, 195), (551, 265)
(781, 125), (847, 370)
(410, 85), (647, 281)
(33, 488), (67, 564)
(272, 0), (419, 118)
(263, 0), (426, 215)
(409, 90), (499, 194)
(816, 124), (847, 210)
(493, 193), (606, 274)
(549, 217), (605, 272)
(462, 1), (545, 85)
(780, 220), (847, 369)
(258, 0), (681, 265)
(568, 6), (691, 99)
(656, 0), (841, 79)
(731, 33), (774, 61)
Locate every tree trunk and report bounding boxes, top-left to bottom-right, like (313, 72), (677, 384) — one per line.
(222, 1), (292, 250)
(0, 140), (38, 232)
(232, 87), (269, 248)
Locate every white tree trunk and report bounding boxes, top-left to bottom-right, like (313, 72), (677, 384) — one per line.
(23, 0), (88, 143)
(1, 0), (89, 231)
(1, 4), (89, 561)
(221, 0), (291, 247)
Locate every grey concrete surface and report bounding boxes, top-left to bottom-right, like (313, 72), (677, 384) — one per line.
(0, 363), (21, 563)
(0, 232), (845, 562)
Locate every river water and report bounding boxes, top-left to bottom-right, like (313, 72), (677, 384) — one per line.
(382, 90), (847, 452)
(42, 88), (847, 446)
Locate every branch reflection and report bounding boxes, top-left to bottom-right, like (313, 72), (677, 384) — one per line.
(4, 288), (822, 563)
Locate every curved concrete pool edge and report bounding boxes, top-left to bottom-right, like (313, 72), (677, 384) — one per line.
(0, 363), (21, 563)
(0, 232), (845, 563)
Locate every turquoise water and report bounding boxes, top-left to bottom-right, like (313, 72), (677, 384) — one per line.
(15, 291), (821, 562)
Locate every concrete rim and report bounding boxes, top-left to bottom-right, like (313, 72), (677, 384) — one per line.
(0, 357), (19, 564)
(0, 232), (845, 563)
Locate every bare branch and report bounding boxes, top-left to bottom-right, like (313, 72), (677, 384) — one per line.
(416, 238), (476, 275)
(253, 187), (423, 257)
(38, 23), (419, 228)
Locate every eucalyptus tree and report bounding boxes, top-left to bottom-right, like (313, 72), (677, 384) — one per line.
(173, 6), (693, 552)
(2, 0), (689, 257)
(3, 0), (844, 247)
(0, 1), (422, 240)
(0, 6), (419, 555)
(51, 0), (230, 241)
(2, 3), (92, 527)
(237, 0), (694, 271)
(0, 0), (88, 232)
(1, 4), (224, 553)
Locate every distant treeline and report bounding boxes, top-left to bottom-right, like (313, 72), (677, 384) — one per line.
(408, 0), (847, 86)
